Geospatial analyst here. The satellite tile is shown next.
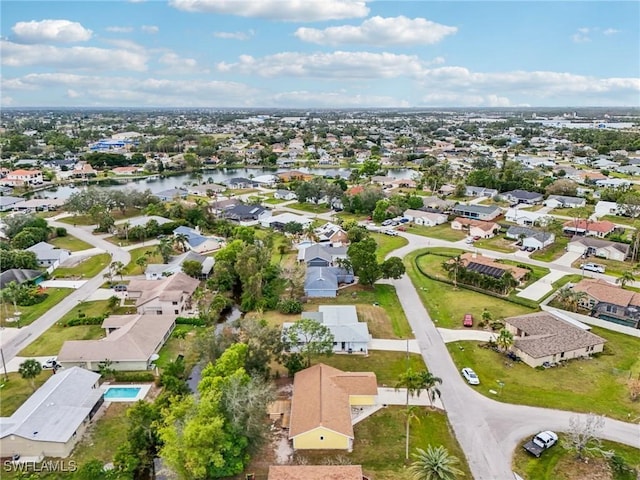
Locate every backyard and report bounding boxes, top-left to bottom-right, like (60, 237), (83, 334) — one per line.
(155, 324), (204, 371)
(54, 253), (111, 278)
(405, 223), (466, 242)
(49, 234), (92, 251)
(0, 288), (72, 327)
(446, 326), (640, 421)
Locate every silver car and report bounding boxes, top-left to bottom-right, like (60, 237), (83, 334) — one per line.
(461, 367), (480, 385)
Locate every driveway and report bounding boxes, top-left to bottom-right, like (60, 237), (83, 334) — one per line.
(516, 269), (566, 301)
(437, 328), (496, 343)
(368, 338), (420, 353)
(554, 250), (583, 267)
(377, 387), (445, 410)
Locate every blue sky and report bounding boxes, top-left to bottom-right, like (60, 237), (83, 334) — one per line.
(1, 0), (639, 108)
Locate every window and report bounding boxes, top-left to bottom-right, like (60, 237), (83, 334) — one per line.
(320, 436), (324, 441)
(560, 352), (565, 358)
(174, 310), (179, 315)
(172, 301), (178, 305)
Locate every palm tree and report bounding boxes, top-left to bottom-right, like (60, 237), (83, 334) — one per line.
(408, 445), (465, 480)
(19, 359), (42, 392)
(110, 261), (125, 281)
(442, 256), (464, 288)
(481, 309), (492, 327)
(121, 221), (131, 241)
(555, 287), (574, 310)
(156, 237), (174, 264)
(136, 255), (148, 273)
(570, 290), (587, 312)
(616, 270), (636, 289)
(2, 281), (22, 314)
(174, 233), (190, 252)
(495, 328), (514, 353)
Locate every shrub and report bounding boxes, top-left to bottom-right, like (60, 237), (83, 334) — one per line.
(278, 299), (303, 314)
(55, 227), (67, 237)
(175, 316), (206, 326)
(112, 371), (155, 382)
(64, 316), (105, 326)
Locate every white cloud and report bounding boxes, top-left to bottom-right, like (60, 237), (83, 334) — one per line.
(11, 19), (92, 44)
(213, 30), (254, 40)
(0, 40), (148, 71)
(421, 92), (512, 107)
(141, 25), (159, 34)
(295, 16), (457, 46)
(169, 0), (369, 21)
(603, 28), (620, 35)
(158, 52), (209, 73)
(269, 90), (409, 108)
(66, 89), (81, 98)
(106, 26), (134, 33)
(217, 51), (427, 78)
(572, 27), (591, 43)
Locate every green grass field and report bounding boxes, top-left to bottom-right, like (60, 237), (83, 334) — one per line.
(446, 326), (640, 421)
(405, 223), (466, 242)
(19, 324), (105, 356)
(0, 288), (72, 327)
(54, 253), (111, 278)
(123, 246), (164, 274)
(405, 249), (536, 328)
(286, 202), (332, 214)
(155, 324), (203, 371)
(473, 235), (518, 253)
(530, 236), (569, 262)
(57, 208), (144, 226)
(372, 232), (409, 262)
(0, 372), (49, 416)
(49, 234), (92, 251)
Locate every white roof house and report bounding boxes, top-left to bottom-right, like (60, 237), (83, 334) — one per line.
(26, 241), (70, 267)
(0, 367), (103, 458)
(261, 212), (314, 229)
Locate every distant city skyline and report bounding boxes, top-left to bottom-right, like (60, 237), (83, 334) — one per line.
(1, 1), (639, 108)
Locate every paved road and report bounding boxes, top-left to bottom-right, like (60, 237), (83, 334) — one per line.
(0, 221), (130, 362)
(389, 238), (640, 479)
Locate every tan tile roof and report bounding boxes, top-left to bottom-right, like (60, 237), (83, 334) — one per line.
(453, 217), (498, 232)
(562, 219), (616, 233)
(459, 252), (529, 280)
(268, 465), (364, 480)
(506, 312), (606, 359)
(288, 364), (377, 440)
(128, 272), (199, 307)
(572, 278), (640, 307)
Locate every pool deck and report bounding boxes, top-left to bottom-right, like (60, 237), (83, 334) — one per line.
(101, 383), (152, 402)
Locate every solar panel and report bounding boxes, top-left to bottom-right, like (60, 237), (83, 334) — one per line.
(466, 262), (505, 279)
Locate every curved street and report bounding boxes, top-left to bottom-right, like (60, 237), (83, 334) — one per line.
(389, 234), (640, 479)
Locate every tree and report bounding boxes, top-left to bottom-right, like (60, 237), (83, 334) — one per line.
(2, 281), (21, 314)
(135, 255), (148, 273)
(442, 256), (464, 289)
(481, 309), (492, 327)
(616, 270), (635, 288)
(408, 445), (465, 480)
(174, 233), (190, 252)
(283, 318), (334, 368)
(619, 190), (640, 218)
(381, 256), (406, 279)
(495, 328), (514, 353)
(182, 260), (202, 278)
(156, 236), (174, 264)
(347, 237), (381, 287)
(110, 261), (125, 281)
(545, 179), (578, 197)
(19, 359), (42, 391)
(561, 414), (613, 461)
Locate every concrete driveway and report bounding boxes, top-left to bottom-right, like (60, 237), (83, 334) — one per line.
(516, 269), (566, 301)
(437, 328), (496, 344)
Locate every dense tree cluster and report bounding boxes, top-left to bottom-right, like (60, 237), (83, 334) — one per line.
(346, 235), (406, 286)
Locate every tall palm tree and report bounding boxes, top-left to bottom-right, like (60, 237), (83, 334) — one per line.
(495, 328), (514, 353)
(174, 233), (190, 252)
(121, 221), (131, 241)
(616, 270), (636, 289)
(19, 359), (42, 392)
(136, 255), (148, 273)
(408, 445), (465, 480)
(443, 256), (464, 288)
(156, 237), (174, 264)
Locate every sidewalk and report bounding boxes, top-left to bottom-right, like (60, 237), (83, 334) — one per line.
(368, 338), (420, 353)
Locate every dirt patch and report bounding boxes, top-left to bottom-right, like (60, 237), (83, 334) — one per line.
(555, 455), (613, 480)
(356, 305), (393, 338)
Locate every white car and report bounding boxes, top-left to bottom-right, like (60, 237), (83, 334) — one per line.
(42, 358), (58, 369)
(461, 367), (480, 385)
(383, 229), (399, 236)
(580, 263), (605, 274)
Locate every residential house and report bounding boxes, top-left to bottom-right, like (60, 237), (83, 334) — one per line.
(0, 196), (24, 211)
(423, 196), (456, 211)
(26, 241), (71, 269)
(187, 184), (226, 196)
(438, 184), (456, 196)
(465, 186), (498, 198)
(304, 267), (354, 298)
(501, 190), (544, 205)
(1, 169), (43, 187)
(371, 175), (394, 188)
(127, 272), (199, 315)
(274, 189), (297, 201)
(594, 201), (621, 218)
(571, 278), (640, 328)
(391, 178), (417, 189)
(458, 253), (529, 283)
(119, 215), (173, 229)
(72, 162), (98, 178)
(403, 209), (448, 227)
(562, 219), (616, 238)
(224, 177), (258, 189)
(286, 305), (370, 354)
(261, 212), (313, 230)
(505, 226), (555, 250)
(173, 225), (223, 253)
(616, 165), (640, 176)
(145, 251), (214, 280)
(299, 244), (348, 267)
(505, 312), (606, 368)
(451, 217), (500, 238)
(223, 204), (271, 225)
(595, 178), (631, 189)
(451, 204), (501, 221)
(57, 314), (176, 371)
(0, 367), (103, 458)
(505, 207), (550, 227)
(288, 364), (377, 451)
(111, 166), (143, 175)
(315, 223), (349, 245)
(267, 465), (364, 480)
(154, 188), (188, 202)
(544, 195), (586, 209)
(209, 197), (240, 216)
(567, 236), (629, 261)
(252, 174), (279, 186)
(0, 269), (43, 289)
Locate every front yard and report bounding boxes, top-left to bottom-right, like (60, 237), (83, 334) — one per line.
(0, 288), (72, 327)
(404, 223), (466, 242)
(0, 372), (49, 416)
(530, 235), (569, 262)
(19, 324), (104, 357)
(473, 235), (518, 253)
(371, 232), (409, 261)
(53, 252), (111, 278)
(49, 234), (92, 251)
(570, 256), (633, 278)
(123, 246), (164, 274)
(286, 202), (332, 214)
(446, 326), (640, 421)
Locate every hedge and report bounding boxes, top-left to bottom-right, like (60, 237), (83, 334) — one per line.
(112, 371), (155, 382)
(175, 316), (207, 326)
(413, 251), (540, 310)
(64, 316), (106, 327)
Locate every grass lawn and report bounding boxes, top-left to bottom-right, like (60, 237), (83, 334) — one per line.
(54, 253), (111, 278)
(155, 324), (204, 371)
(601, 214), (637, 227)
(49, 234), (92, 251)
(407, 249), (536, 328)
(60, 299), (113, 323)
(0, 288), (72, 327)
(530, 236), (569, 262)
(371, 232), (409, 261)
(446, 327), (640, 421)
(335, 212), (370, 223)
(297, 407), (471, 480)
(0, 372), (49, 416)
(287, 202), (332, 214)
(552, 205), (595, 217)
(571, 256), (632, 278)
(405, 223), (466, 242)
(58, 207), (143, 226)
(19, 324), (104, 357)
(123, 246), (164, 274)
(473, 235), (518, 253)
(513, 436), (640, 480)
(264, 197), (287, 205)
(315, 351), (426, 386)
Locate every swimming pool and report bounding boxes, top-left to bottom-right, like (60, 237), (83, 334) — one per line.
(102, 384), (151, 402)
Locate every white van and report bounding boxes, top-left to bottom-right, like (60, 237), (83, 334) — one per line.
(580, 263), (605, 274)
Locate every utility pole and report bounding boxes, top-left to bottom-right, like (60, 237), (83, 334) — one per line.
(1, 348), (8, 382)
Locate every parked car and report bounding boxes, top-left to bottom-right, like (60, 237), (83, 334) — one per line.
(381, 219), (393, 226)
(383, 229), (399, 236)
(465, 237), (474, 244)
(397, 226), (407, 232)
(399, 218), (409, 224)
(42, 358), (58, 369)
(463, 313), (473, 327)
(580, 263), (605, 273)
(461, 367), (480, 385)
(114, 284), (128, 292)
(523, 431), (558, 457)
(473, 236), (481, 241)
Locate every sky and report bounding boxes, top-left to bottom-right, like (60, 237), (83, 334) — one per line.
(1, 0), (639, 109)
